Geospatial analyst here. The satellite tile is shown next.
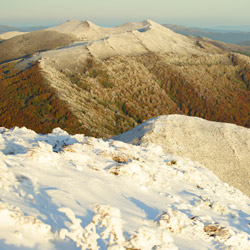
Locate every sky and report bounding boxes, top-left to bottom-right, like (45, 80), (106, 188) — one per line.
(1, 0), (250, 28)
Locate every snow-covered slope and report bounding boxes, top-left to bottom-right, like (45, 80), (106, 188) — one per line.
(47, 19), (185, 43)
(113, 114), (250, 198)
(1, 123), (250, 249)
(46, 20), (101, 40)
(17, 19), (201, 72)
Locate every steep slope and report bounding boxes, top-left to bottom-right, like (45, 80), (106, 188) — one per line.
(0, 62), (89, 135)
(138, 52), (250, 127)
(39, 56), (181, 137)
(38, 46), (250, 137)
(113, 114), (250, 197)
(1, 20), (250, 138)
(0, 125), (250, 249)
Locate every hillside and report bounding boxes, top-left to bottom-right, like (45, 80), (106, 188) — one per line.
(0, 30), (76, 64)
(0, 62), (89, 135)
(0, 119), (250, 249)
(113, 115), (250, 197)
(1, 20), (250, 137)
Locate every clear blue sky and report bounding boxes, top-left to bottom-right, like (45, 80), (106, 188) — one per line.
(1, 0), (250, 28)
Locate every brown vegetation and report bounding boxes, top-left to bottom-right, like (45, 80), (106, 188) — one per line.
(1, 40), (250, 138)
(59, 56), (181, 137)
(138, 52), (250, 128)
(0, 62), (89, 134)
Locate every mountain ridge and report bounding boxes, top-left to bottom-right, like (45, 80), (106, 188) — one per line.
(113, 114), (250, 197)
(1, 19), (250, 138)
(1, 19), (250, 249)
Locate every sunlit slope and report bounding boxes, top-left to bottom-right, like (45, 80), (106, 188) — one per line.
(0, 20), (250, 137)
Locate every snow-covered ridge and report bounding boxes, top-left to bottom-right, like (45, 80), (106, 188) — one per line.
(46, 19), (173, 41)
(17, 19), (200, 72)
(113, 114), (250, 197)
(1, 118), (250, 249)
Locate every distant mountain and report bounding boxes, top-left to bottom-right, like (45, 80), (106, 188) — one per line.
(0, 24), (17, 33)
(241, 40), (250, 46)
(164, 24), (250, 45)
(211, 25), (250, 32)
(0, 24), (47, 34)
(195, 27), (241, 33)
(1, 19), (250, 138)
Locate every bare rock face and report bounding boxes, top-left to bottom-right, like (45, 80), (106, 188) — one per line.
(113, 114), (250, 197)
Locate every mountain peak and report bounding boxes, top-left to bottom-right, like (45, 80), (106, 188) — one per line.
(142, 19), (157, 25)
(54, 19), (100, 29)
(47, 19), (100, 39)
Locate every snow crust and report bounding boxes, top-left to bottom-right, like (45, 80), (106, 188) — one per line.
(1, 121), (250, 249)
(113, 114), (250, 197)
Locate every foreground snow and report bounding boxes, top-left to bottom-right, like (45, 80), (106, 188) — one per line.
(0, 126), (250, 249)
